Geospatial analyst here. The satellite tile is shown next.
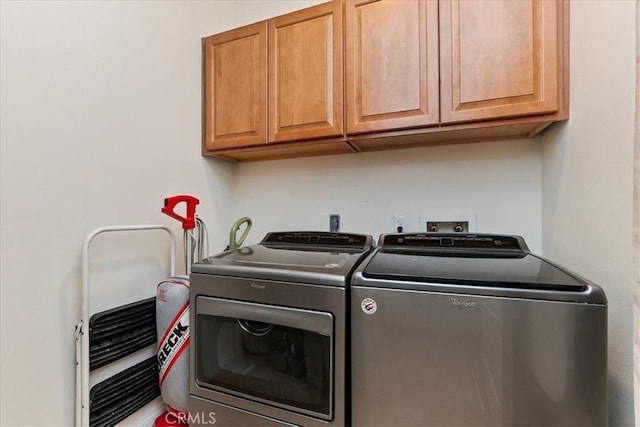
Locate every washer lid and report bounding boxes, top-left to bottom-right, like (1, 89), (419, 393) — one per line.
(192, 231), (374, 286)
(362, 250), (586, 291)
(361, 233), (590, 293)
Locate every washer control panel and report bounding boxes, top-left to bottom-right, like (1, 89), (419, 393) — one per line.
(379, 233), (526, 251)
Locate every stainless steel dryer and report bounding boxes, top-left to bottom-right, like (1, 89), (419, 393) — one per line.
(189, 231), (374, 427)
(351, 233), (607, 427)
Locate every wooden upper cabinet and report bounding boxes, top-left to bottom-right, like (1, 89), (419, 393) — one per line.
(346, 0), (439, 134)
(201, 0), (568, 161)
(202, 22), (267, 152)
(268, 1), (344, 142)
(439, 0), (560, 124)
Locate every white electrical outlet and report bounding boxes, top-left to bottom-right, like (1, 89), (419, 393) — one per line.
(418, 213), (477, 233)
(393, 215), (407, 232)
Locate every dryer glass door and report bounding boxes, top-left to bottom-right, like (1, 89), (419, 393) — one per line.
(194, 296), (333, 420)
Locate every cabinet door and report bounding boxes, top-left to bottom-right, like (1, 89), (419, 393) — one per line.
(440, 0), (559, 124)
(202, 23), (267, 152)
(346, 0), (439, 134)
(269, 1), (343, 142)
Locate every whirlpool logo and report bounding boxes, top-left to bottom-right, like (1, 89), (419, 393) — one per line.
(451, 297), (476, 309)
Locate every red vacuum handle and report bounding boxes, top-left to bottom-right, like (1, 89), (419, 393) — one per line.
(161, 195), (199, 229)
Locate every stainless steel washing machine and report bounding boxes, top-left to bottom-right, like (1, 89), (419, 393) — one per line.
(350, 233), (608, 427)
(189, 231), (374, 426)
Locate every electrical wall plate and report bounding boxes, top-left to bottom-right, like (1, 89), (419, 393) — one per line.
(329, 214), (340, 232)
(418, 213), (477, 233)
(393, 215), (407, 232)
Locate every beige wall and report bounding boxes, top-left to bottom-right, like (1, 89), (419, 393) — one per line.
(0, 1), (236, 425)
(635, 0), (640, 421)
(541, 1), (636, 426)
(232, 140), (543, 250)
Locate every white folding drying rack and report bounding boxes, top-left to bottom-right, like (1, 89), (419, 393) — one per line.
(75, 225), (177, 427)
